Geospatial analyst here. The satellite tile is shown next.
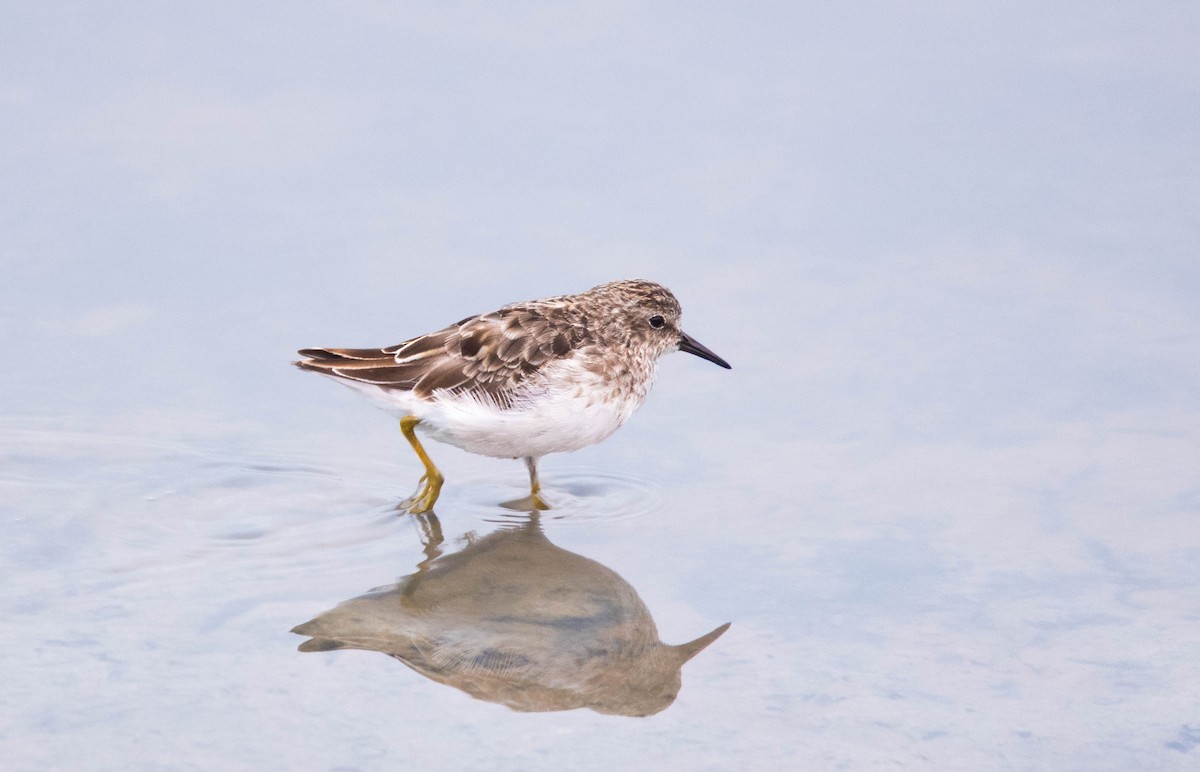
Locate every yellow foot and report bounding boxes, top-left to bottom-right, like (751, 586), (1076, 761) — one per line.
(400, 472), (444, 514)
(398, 416), (445, 514)
(520, 457), (550, 511)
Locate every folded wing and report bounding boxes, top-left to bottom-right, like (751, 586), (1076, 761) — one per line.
(295, 305), (586, 407)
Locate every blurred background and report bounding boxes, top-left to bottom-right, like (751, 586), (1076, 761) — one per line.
(2, 3), (1199, 769)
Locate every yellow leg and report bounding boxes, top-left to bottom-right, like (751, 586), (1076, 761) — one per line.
(525, 456), (550, 511)
(399, 416), (444, 514)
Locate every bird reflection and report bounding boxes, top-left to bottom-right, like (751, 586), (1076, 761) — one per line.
(291, 512), (729, 716)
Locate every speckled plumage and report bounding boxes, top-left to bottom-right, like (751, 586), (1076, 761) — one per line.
(295, 279), (730, 512)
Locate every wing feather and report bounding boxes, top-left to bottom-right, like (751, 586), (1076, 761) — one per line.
(295, 301), (589, 408)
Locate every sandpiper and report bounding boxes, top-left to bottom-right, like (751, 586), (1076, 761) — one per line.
(295, 279), (730, 513)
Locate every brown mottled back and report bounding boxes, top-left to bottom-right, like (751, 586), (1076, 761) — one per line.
(295, 280), (684, 408)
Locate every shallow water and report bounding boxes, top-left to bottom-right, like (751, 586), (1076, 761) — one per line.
(6, 393), (1200, 769)
(3, 425), (756, 768)
(5, 4), (1200, 770)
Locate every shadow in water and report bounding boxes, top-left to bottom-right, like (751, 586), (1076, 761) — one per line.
(291, 512), (729, 716)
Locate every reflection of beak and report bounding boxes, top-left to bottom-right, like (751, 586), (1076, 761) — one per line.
(678, 331), (732, 369)
(674, 622), (732, 663)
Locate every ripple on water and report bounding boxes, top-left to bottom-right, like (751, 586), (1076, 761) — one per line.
(5, 426), (667, 588)
(449, 467), (663, 527)
(131, 456), (413, 575)
(0, 431), (407, 580)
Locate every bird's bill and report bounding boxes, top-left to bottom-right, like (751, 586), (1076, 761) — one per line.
(678, 331), (731, 369)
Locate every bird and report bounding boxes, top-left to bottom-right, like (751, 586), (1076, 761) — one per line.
(295, 279), (730, 513)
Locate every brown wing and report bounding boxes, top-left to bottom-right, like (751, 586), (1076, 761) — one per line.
(295, 304), (586, 407)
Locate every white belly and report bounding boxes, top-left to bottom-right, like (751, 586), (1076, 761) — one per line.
(417, 366), (648, 459)
(322, 359), (656, 459)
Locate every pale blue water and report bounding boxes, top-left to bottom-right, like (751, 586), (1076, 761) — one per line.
(3, 4), (1200, 770)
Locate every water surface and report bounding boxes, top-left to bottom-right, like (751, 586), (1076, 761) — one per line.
(4, 3), (1200, 770)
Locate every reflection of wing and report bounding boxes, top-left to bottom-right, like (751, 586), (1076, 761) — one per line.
(395, 642), (534, 681)
(295, 304), (587, 407)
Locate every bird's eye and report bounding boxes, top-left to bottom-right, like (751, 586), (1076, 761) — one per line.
(649, 315), (665, 329)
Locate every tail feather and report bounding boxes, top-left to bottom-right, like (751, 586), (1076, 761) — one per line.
(297, 347), (392, 361)
(295, 347), (422, 389)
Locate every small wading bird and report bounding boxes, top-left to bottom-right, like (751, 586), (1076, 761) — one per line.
(295, 279), (730, 513)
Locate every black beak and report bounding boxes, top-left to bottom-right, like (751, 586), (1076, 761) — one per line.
(678, 331), (731, 369)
